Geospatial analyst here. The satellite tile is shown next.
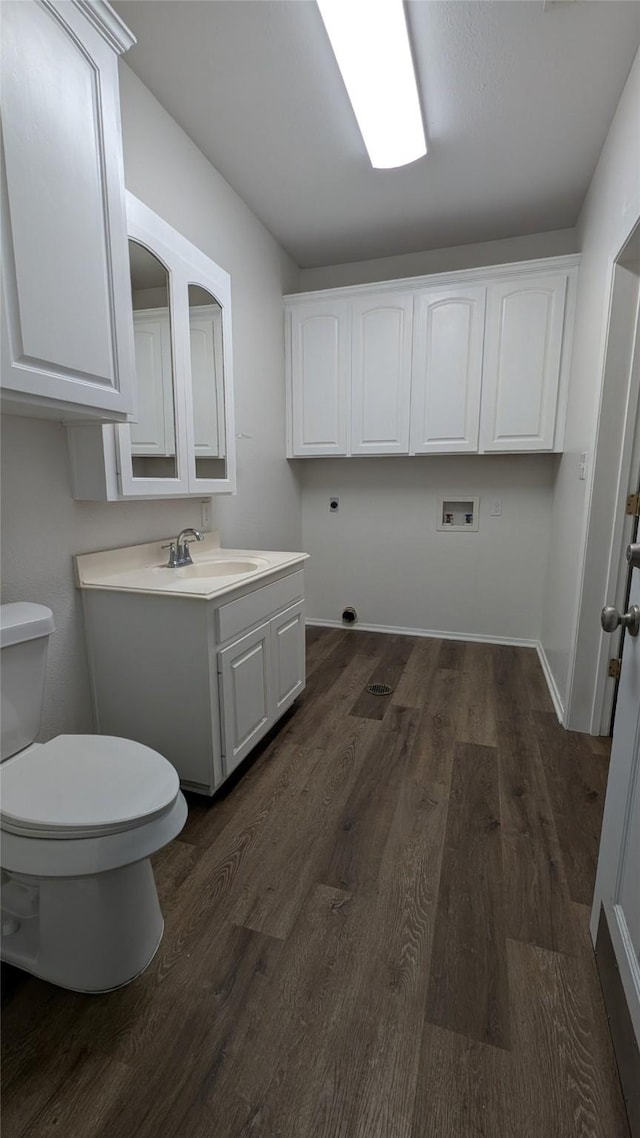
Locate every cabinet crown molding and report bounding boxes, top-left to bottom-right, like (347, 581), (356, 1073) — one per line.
(69, 0), (136, 54)
(284, 253), (581, 305)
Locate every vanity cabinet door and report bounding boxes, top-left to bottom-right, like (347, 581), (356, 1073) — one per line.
(480, 273), (568, 452)
(271, 601), (305, 714)
(287, 300), (350, 456)
(411, 286), (486, 453)
(218, 622), (272, 776)
(1, 0), (136, 421)
(350, 292), (413, 455)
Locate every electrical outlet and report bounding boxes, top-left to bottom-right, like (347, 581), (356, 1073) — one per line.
(329, 496), (339, 513)
(578, 451), (587, 481)
(490, 498), (502, 517)
(200, 499), (212, 530)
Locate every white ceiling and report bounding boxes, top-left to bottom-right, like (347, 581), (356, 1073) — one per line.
(113, 0), (640, 269)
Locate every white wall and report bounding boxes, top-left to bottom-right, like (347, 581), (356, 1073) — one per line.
(0, 63), (300, 741)
(542, 49), (640, 730)
(297, 228), (578, 292)
(301, 456), (555, 644)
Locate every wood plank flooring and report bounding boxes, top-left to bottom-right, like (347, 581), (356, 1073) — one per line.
(1, 628), (630, 1138)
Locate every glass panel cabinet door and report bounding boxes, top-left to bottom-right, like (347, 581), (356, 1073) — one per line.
(186, 280), (235, 493)
(129, 242), (177, 474)
(116, 240), (190, 497)
(188, 285), (225, 469)
(66, 192), (236, 499)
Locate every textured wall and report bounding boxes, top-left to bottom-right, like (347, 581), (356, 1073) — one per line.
(300, 455), (555, 644)
(541, 48), (640, 729)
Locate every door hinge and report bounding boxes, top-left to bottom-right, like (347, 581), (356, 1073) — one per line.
(626, 492), (640, 517)
(608, 658), (622, 679)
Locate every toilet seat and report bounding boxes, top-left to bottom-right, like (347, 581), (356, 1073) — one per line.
(0, 735), (180, 840)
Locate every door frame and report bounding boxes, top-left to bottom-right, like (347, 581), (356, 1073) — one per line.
(589, 249), (640, 735)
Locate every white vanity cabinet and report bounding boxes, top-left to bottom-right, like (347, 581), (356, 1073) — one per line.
(81, 567), (306, 795)
(1, 0), (137, 422)
(285, 256), (578, 457)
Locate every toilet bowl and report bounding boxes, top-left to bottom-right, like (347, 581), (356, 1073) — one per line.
(0, 602), (187, 993)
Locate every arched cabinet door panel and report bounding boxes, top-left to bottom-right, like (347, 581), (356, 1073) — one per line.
(350, 292), (413, 455)
(286, 300), (350, 456)
(1, 0), (136, 421)
(480, 274), (568, 452)
(411, 286), (486, 454)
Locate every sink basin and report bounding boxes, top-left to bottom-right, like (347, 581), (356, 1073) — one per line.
(174, 558), (267, 579)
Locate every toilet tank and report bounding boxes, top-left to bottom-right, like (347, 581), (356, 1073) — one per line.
(0, 603), (55, 761)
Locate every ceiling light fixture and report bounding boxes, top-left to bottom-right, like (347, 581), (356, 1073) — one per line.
(317, 0), (426, 170)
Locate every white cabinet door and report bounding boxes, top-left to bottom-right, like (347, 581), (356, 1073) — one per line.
(190, 305), (224, 457)
(271, 601), (305, 713)
(1, 0), (135, 421)
(130, 312), (175, 456)
(411, 286), (486, 454)
(218, 622), (272, 776)
(287, 300), (350, 456)
(480, 273), (568, 452)
(351, 292), (413, 454)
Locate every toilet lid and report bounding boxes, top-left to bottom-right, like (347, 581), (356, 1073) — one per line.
(0, 736), (181, 839)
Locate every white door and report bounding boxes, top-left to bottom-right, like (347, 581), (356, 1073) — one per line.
(411, 286), (486, 454)
(271, 601), (305, 713)
(592, 544), (640, 1054)
(351, 292), (413, 455)
(218, 622), (271, 776)
(287, 300), (350, 456)
(480, 273), (568, 451)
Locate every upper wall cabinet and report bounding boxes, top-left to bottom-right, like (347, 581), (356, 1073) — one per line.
(67, 193), (236, 499)
(285, 257), (578, 458)
(1, 0), (137, 422)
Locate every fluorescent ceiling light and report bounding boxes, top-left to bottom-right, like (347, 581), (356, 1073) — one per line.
(317, 0), (426, 169)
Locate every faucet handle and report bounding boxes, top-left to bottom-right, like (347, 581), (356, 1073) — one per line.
(161, 542), (178, 568)
(180, 536), (200, 565)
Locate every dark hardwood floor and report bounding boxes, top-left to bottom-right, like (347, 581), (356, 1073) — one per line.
(1, 628), (630, 1137)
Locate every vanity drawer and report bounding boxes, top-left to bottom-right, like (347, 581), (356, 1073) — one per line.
(216, 570), (304, 644)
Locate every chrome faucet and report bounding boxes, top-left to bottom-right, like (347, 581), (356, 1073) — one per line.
(162, 527), (204, 568)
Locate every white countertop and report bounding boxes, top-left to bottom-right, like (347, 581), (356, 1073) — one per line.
(74, 532), (308, 601)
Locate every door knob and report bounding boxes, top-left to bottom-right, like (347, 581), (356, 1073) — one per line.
(627, 543), (640, 569)
(601, 604), (640, 637)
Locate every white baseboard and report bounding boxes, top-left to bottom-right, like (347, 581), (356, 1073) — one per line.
(305, 617), (564, 725)
(305, 616), (538, 649)
(534, 642), (565, 725)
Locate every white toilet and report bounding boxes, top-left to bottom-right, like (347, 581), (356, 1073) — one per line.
(0, 602), (187, 993)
